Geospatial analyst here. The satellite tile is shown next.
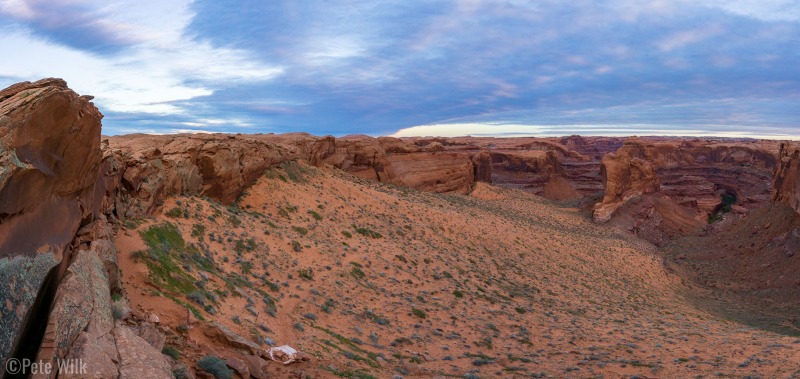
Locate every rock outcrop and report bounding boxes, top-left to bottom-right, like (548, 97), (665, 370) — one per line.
(594, 138), (778, 222)
(0, 79), (103, 370)
(772, 143), (800, 214)
(0, 78), (102, 258)
(0, 80), (172, 379)
(103, 132), (482, 219)
(0, 78), (795, 378)
(594, 144), (661, 222)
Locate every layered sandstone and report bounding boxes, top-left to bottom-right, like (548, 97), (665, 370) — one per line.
(594, 142), (661, 222)
(102, 132), (482, 221)
(594, 138), (778, 222)
(0, 79), (103, 365)
(772, 143), (800, 214)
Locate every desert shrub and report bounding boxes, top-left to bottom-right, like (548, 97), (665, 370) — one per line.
(291, 240), (302, 252)
(308, 210), (323, 221)
(173, 366), (192, 379)
(353, 226), (382, 239)
(197, 356), (232, 379)
(350, 266), (366, 280)
(411, 308), (427, 319)
(111, 302), (126, 320)
(187, 291), (206, 306)
(298, 268), (314, 280)
(162, 345), (181, 360)
(165, 207), (183, 218)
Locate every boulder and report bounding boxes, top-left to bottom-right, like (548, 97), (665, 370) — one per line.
(34, 249), (114, 375)
(0, 78), (102, 258)
(113, 326), (173, 379)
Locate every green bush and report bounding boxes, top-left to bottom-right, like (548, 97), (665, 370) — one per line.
(298, 268), (314, 280)
(162, 345), (181, 360)
(165, 207), (183, 218)
(308, 210), (323, 221)
(354, 226), (382, 239)
(197, 356), (232, 379)
(350, 265), (366, 280)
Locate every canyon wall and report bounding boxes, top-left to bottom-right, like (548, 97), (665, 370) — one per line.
(772, 143), (800, 214)
(0, 78), (793, 375)
(0, 79), (104, 365)
(593, 138), (778, 222)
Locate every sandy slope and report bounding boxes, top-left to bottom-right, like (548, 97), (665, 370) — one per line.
(116, 161), (800, 378)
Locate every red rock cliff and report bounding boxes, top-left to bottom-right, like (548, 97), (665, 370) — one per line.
(772, 143), (800, 213)
(594, 141), (661, 222)
(0, 78), (102, 258)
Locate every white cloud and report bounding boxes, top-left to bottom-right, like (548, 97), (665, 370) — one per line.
(0, 0), (283, 115)
(392, 122), (800, 139)
(657, 25), (724, 52)
(698, 0), (800, 21)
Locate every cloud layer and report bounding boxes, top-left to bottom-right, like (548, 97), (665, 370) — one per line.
(0, 0), (798, 137)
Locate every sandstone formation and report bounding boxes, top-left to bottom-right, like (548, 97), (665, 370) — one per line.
(593, 137), (778, 222)
(0, 79), (103, 369)
(772, 143), (800, 214)
(594, 143), (661, 222)
(1, 78), (797, 379)
(0, 80), (170, 378)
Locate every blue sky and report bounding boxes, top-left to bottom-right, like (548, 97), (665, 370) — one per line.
(1, 0), (798, 138)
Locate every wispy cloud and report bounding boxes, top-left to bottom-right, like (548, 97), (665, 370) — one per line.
(0, 0), (798, 137)
(0, 0), (283, 116)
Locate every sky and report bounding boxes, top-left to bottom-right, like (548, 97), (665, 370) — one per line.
(0, 0), (798, 138)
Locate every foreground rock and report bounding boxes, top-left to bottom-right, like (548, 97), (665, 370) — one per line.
(0, 78), (102, 368)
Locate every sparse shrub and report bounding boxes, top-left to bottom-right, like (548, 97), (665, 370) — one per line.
(187, 291), (206, 306)
(197, 356), (233, 379)
(291, 240), (302, 252)
(453, 290), (464, 298)
(162, 345), (181, 360)
(308, 210), (323, 221)
(165, 207), (183, 218)
(111, 302), (126, 320)
(341, 231), (353, 238)
(354, 226), (382, 239)
(411, 308), (427, 319)
(350, 265), (366, 280)
(173, 366), (192, 379)
(292, 226), (308, 235)
(298, 268), (314, 280)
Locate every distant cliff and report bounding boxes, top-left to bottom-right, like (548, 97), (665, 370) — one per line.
(773, 143), (800, 214)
